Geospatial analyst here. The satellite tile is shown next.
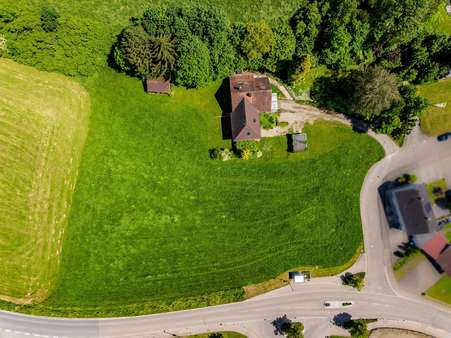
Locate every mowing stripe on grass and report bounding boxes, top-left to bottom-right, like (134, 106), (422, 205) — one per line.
(0, 58), (90, 303)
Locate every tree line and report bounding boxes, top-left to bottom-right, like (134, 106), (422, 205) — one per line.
(1, 1), (450, 140)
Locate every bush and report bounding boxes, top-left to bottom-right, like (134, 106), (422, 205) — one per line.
(279, 121), (289, 128)
(341, 272), (365, 291)
(40, 6), (59, 32)
(210, 148), (234, 161)
(395, 173), (417, 185)
(260, 112), (279, 130)
(234, 141), (263, 160)
(175, 34), (211, 88)
(281, 322), (304, 338)
(343, 319), (370, 338)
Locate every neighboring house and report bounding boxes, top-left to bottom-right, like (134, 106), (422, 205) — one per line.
(386, 184), (437, 236)
(384, 183), (451, 277)
(145, 79), (171, 95)
(229, 73), (274, 141)
(420, 232), (448, 260)
(437, 246), (451, 276)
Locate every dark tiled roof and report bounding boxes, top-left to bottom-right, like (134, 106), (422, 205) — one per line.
(391, 184), (436, 236)
(146, 79), (171, 94)
(231, 97), (261, 141)
(437, 246), (451, 277)
(229, 73), (272, 141)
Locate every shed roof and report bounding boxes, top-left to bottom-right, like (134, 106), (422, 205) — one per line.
(437, 246), (451, 276)
(146, 79), (171, 94)
(421, 232), (448, 259)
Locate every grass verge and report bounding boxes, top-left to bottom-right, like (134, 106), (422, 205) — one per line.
(0, 58), (90, 304)
(244, 244), (363, 298)
(418, 78), (451, 136)
(393, 251), (426, 281)
(426, 275), (451, 305)
(426, 178), (448, 203)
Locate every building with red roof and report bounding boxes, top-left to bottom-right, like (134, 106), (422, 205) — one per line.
(229, 73), (272, 141)
(420, 232), (448, 260)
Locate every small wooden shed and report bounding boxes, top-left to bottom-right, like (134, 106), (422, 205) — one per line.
(145, 79), (171, 95)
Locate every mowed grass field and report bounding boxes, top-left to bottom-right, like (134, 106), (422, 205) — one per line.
(12, 70), (382, 317)
(418, 78), (451, 136)
(0, 59), (90, 303)
(426, 276), (451, 305)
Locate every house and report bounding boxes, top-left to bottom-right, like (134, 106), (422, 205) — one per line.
(145, 79), (171, 95)
(446, 4), (451, 15)
(229, 73), (273, 141)
(386, 184), (437, 236)
(437, 246), (451, 276)
(420, 232), (448, 260)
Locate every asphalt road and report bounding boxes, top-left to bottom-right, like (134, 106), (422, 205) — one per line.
(1, 131), (451, 338)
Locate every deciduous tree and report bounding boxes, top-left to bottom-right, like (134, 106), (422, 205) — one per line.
(175, 34), (211, 88)
(351, 66), (401, 118)
(240, 20), (275, 67)
(40, 6), (60, 32)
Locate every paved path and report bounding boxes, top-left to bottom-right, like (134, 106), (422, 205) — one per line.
(404, 122), (433, 147)
(279, 99), (400, 155)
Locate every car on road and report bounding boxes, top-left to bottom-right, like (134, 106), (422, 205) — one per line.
(437, 132), (451, 141)
(323, 301), (354, 309)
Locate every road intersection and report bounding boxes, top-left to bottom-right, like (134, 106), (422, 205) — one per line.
(1, 128), (451, 338)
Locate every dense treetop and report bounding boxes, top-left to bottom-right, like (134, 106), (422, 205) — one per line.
(0, 0), (449, 139)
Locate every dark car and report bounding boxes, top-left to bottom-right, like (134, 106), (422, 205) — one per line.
(437, 132), (451, 141)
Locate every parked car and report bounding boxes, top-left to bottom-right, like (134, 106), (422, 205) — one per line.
(437, 132), (451, 141)
(323, 301), (354, 308)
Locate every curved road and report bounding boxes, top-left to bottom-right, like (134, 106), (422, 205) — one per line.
(2, 130), (451, 338)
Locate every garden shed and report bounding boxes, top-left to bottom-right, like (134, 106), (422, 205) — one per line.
(145, 79), (171, 95)
(292, 133), (308, 152)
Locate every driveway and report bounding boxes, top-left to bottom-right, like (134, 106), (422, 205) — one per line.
(398, 259), (443, 294)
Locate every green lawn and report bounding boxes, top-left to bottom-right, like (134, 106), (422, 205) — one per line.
(426, 178), (448, 203)
(0, 58), (90, 303)
(426, 276), (451, 305)
(0, 70), (380, 317)
(445, 223), (451, 242)
(418, 78), (451, 136)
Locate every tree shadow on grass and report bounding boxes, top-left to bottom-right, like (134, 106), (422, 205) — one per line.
(215, 78), (232, 140)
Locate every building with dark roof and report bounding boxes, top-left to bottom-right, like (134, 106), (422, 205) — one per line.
(145, 79), (171, 95)
(229, 73), (272, 141)
(387, 184), (437, 236)
(437, 246), (451, 276)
